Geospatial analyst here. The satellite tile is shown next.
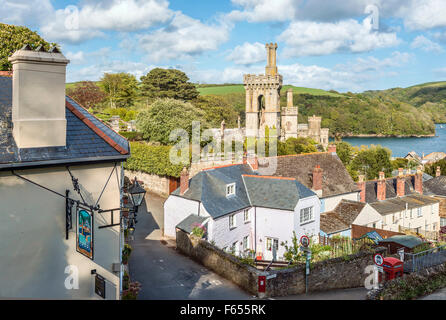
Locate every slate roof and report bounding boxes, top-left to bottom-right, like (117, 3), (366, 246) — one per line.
(369, 194), (439, 215)
(424, 176), (446, 197)
(320, 212), (349, 235)
(172, 164), (317, 219)
(176, 214), (208, 233)
(319, 199), (366, 234)
(0, 76), (129, 169)
(391, 169), (432, 182)
(242, 175), (316, 211)
(257, 152), (359, 198)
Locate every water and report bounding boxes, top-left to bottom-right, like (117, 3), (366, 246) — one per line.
(338, 124), (446, 158)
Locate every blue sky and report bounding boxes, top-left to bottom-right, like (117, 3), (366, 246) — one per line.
(3, 0), (446, 92)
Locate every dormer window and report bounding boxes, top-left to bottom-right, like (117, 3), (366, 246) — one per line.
(226, 183), (236, 197)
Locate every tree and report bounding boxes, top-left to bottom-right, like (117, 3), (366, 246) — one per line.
(336, 141), (354, 166)
(0, 23), (57, 71)
(140, 68), (199, 102)
(136, 98), (207, 145)
(425, 159), (446, 176)
(350, 145), (393, 180)
(193, 95), (239, 128)
(100, 73), (138, 108)
(66, 81), (106, 109)
(277, 137), (318, 156)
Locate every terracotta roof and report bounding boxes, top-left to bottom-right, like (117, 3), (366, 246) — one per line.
(257, 152), (359, 198)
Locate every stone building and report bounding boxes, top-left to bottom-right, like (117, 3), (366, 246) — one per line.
(243, 43), (329, 148)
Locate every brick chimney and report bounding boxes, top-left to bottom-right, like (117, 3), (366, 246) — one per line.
(9, 45), (70, 148)
(436, 166), (441, 177)
(312, 165), (323, 196)
(0, 70), (12, 76)
(415, 166), (423, 195)
(180, 167), (189, 195)
(397, 168), (405, 197)
(377, 171), (386, 201)
(357, 175), (366, 203)
(327, 144), (336, 154)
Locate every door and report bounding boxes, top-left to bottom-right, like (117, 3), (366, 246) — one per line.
(264, 237), (279, 261)
(169, 177), (180, 194)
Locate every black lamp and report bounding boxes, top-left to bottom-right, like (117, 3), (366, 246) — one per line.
(128, 177), (146, 209)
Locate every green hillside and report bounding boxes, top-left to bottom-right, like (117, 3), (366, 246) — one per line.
(197, 84), (344, 97)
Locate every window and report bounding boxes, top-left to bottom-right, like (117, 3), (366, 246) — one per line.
(244, 209), (250, 223)
(441, 218), (446, 227)
(433, 223), (438, 231)
(417, 207), (422, 218)
(300, 207), (314, 224)
(243, 236), (249, 251)
(231, 241), (238, 254)
(372, 222), (376, 229)
(431, 204), (434, 215)
(226, 183), (235, 197)
(266, 238), (272, 251)
(223, 247), (227, 252)
(229, 214), (236, 229)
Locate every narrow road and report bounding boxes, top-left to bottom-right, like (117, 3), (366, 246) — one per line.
(128, 192), (253, 300)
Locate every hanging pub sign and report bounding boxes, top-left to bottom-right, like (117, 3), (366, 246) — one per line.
(76, 208), (94, 260)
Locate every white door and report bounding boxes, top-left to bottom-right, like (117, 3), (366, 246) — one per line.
(264, 237), (278, 261)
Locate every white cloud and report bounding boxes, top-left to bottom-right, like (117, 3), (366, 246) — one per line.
(66, 51), (86, 65)
(278, 18), (399, 57)
(226, 42), (265, 65)
(138, 12), (231, 62)
(40, 0), (173, 44)
(228, 0), (296, 22)
(411, 35), (444, 53)
(0, 0), (53, 26)
(398, 0), (446, 30)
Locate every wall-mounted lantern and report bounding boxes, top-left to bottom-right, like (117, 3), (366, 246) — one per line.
(128, 177), (146, 211)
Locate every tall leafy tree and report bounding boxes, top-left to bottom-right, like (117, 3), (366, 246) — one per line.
(0, 23), (57, 70)
(100, 73), (138, 108)
(194, 95), (239, 128)
(140, 68), (199, 102)
(66, 81), (106, 109)
(136, 98), (207, 145)
(350, 145), (393, 180)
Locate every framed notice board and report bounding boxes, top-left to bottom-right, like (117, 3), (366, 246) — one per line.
(95, 274), (106, 299)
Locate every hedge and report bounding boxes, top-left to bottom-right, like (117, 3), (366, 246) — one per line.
(124, 142), (187, 178)
(119, 131), (143, 141)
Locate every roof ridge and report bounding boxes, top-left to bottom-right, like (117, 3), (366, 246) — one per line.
(258, 151), (330, 160)
(66, 100), (128, 155)
(242, 174), (296, 181)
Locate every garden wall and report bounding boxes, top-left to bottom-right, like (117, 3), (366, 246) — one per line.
(125, 170), (172, 197)
(176, 230), (386, 297)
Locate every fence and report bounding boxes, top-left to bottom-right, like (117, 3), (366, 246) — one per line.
(404, 244), (446, 273)
(318, 235), (372, 259)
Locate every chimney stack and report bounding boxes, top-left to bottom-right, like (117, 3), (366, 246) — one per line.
(287, 88), (293, 108)
(312, 165), (323, 196)
(8, 45), (70, 148)
(357, 175), (366, 203)
(415, 166), (423, 195)
(397, 168), (405, 197)
(180, 167), (189, 195)
(327, 144), (336, 154)
(377, 171), (386, 201)
(436, 166), (441, 177)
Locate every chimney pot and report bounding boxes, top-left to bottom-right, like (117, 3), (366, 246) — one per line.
(397, 168), (405, 197)
(180, 167), (189, 195)
(377, 172), (386, 201)
(357, 175), (366, 203)
(312, 165), (323, 195)
(327, 144), (336, 154)
(415, 166), (423, 195)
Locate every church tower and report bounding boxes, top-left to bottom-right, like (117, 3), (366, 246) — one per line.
(243, 43), (283, 137)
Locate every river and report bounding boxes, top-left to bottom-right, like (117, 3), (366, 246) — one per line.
(339, 124), (446, 158)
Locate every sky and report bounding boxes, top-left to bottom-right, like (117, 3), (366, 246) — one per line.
(2, 0), (446, 92)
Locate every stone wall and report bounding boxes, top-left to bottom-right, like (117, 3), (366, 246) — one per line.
(176, 229), (386, 297)
(125, 170), (171, 197)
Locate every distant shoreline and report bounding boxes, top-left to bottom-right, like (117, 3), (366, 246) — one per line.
(339, 133), (436, 138)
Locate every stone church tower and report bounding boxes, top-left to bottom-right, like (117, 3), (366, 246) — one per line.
(243, 43), (282, 137)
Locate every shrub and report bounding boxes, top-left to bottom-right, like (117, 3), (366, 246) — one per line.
(119, 131), (143, 141)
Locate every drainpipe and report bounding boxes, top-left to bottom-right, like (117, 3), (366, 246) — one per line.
(255, 207), (257, 259)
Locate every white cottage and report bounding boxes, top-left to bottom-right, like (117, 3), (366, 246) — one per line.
(164, 163), (321, 261)
(0, 46), (129, 299)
